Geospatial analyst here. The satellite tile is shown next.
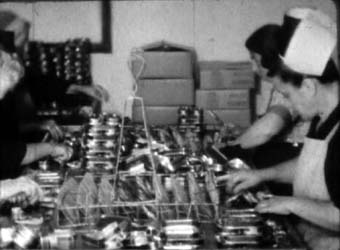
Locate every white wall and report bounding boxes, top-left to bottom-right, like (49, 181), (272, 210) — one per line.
(0, 0), (337, 116)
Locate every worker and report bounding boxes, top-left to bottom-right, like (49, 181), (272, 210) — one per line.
(229, 19), (309, 167)
(220, 7), (340, 250)
(0, 33), (72, 180)
(0, 37), (43, 204)
(0, 11), (109, 142)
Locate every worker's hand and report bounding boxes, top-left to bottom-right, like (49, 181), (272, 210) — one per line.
(8, 192), (27, 205)
(0, 51), (24, 99)
(216, 170), (263, 194)
(4, 177), (43, 205)
(78, 106), (94, 118)
(227, 137), (241, 146)
(51, 144), (73, 163)
(255, 196), (294, 215)
(227, 130), (254, 147)
(22, 177), (44, 205)
(40, 120), (64, 142)
(228, 112), (288, 149)
(67, 84), (110, 103)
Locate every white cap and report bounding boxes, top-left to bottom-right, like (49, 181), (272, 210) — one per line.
(286, 7), (314, 19)
(281, 8), (337, 76)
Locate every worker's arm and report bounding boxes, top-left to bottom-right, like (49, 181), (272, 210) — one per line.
(21, 143), (72, 165)
(66, 84), (110, 102)
(230, 105), (292, 149)
(218, 157), (297, 193)
(257, 157), (297, 183)
(0, 177), (43, 204)
(256, 196), (340, 231)
(18, 119), (64, 141)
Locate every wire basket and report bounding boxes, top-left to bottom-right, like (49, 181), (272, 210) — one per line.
(56, 200), (217, 229)
(55, 171), (220, 228)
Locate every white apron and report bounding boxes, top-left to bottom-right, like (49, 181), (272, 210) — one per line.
(293, 123), (340, 250)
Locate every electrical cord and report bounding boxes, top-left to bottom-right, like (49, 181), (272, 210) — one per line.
(127, 47), (146, 96)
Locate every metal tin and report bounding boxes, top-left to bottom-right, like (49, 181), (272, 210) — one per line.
(89, 115), (102, 126)
(211, 163), (226, 173)
(127, 162), (146, 174)
(36, 172), (61, 179)
(0, 227), (15, 248)
(13, 225), (37, 249)
(105, 239), (123, 250)
(40, 196), (58, 204)
(86, 125), (119, 138)
(40, 233), (58, 249)
(228, 158), (250, 170)
(40, 229), (75, 250)
(163, 176), (172, 192)
(165, 219), (195, 226)
(104, 114), (120, 126)
(163, 224), (199, 236)
(220, 225), (262, 236)
(85, 149), (115, 160)
(161, 148), (186, 157)
(215, 233), (260, 246)
(11, 207), (24, 221)
(38, 160), (49, 171)
(178, 107), (188, 117)
(163, 244), (200, 250)
(101, 222), (119, 239)
(55, 229), (75, 249)
(85, 139), (117, 149)
(86, 160), (114, 170)
(125, 230), (148, 247)
(81, 230), (105, 248)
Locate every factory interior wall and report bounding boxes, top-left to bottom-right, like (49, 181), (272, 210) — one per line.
(0, 0), (337, 116)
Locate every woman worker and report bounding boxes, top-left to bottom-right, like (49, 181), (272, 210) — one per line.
(0, 38), (43, 204)
(0, 31), (73, 205)
(0, 11), (110, 142)
(0, 30), (72, 180)
(219, 8), (340, 250)
(229, 11), (310, 167)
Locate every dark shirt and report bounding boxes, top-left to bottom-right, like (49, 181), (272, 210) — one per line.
(22, 72), (93, 110)
(23, 72), (70, 107)
(0, 92), (27, 180)
(307, 103), (340, 208)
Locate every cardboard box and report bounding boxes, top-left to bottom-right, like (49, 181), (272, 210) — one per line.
(132, 106), (179, 125)
(131, 42), (193, 79)
(203, 109), (253, 127)
(200, 61), (253, 70)
(196, 89), (252, 109)
(199, 61), (255, 89)
(136, 79), (194, 106)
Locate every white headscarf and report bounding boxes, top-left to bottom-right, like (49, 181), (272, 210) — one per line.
(281, 8), (337, 76)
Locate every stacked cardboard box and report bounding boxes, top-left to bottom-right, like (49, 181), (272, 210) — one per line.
(196, 61), (255, 128)
(131, 42), (194, 125)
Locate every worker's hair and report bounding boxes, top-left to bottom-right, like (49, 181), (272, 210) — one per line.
(245, 24), (281, 77)
(0, 10), (30, 48)
(271, 59), (340, 87)
(0, 10), (29, 28)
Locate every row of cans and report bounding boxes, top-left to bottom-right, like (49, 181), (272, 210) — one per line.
(178, 106), (203, 133)
(25, 38), (92, 85)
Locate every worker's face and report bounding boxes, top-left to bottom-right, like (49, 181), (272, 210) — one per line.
(273, 79), (316, 121)
(250, 52), (269, 80)
(0, 50), (24, 99)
